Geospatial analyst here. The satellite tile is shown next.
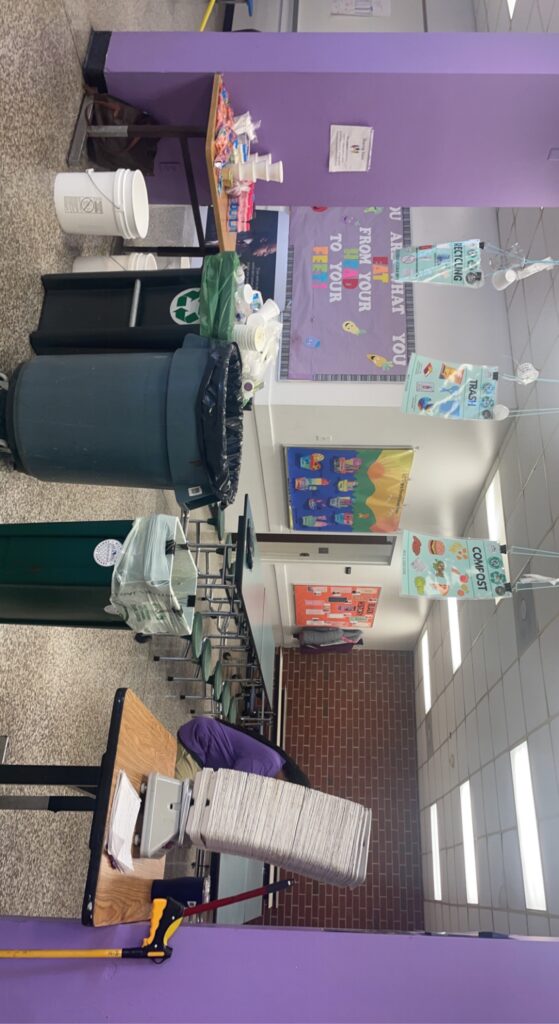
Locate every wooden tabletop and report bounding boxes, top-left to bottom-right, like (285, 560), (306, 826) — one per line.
(89, 689), (177, 927)
(205, 72), (238, 254)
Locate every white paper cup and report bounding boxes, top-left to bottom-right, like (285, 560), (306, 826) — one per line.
(260, 298), (281, 321)
(268, 161), (284, 183)
(248, 153), (272, 165)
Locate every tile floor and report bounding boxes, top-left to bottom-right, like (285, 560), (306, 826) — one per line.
(0, 0), (223, 919)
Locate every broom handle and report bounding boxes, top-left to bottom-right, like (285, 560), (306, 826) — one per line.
(182, 877), (294, 918)
(0, 880), (295, 959)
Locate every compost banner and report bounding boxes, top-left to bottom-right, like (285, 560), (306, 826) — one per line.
(294, 585), (381, 628)
(401, 531), (511, 601)
(285, 446), (414, 534)
(392, 240), (484, 287)
(280, 207), (415, 381)
(402, 354), (499, 420)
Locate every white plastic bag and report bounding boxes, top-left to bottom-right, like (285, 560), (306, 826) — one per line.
(109, 515), (197, 636)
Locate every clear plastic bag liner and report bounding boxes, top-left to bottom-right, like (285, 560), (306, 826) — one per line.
(109, 514), (197, 635)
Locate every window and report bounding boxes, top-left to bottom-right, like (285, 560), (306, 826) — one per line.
(506, 0), (517, 18)
(447, 598), (462, 674)
(510, 742), (546, 912)
(460, 781), (479, 905)
(421, 631), (432, 714)
(430, 803), (442, 902)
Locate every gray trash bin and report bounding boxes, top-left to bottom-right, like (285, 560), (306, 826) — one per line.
(4, 335), (243, 510)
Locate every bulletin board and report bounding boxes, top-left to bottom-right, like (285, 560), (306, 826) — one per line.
(294, 584), (381, 628)
(279, 206), (415, 381)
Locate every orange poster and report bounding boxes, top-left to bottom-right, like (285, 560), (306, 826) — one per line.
(294, 585), (381, 628)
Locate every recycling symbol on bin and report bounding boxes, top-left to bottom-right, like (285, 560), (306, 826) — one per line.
(170, 288), (201, 326)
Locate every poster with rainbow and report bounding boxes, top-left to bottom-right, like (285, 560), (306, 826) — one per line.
(285, 446), (414, 534)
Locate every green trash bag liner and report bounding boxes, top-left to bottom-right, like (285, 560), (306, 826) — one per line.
(199, 252), (241, 342)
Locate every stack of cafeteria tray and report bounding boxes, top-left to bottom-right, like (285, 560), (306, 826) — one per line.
(185, 768), (371, 888)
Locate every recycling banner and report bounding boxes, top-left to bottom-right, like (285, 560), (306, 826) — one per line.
(401, 531), (511, 601)
(401, 354), (498, 420)
(392, 239), (484, 287)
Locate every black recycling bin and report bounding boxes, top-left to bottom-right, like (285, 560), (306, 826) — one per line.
(30, 269), (203, 355)
(3, 335), (243, 511)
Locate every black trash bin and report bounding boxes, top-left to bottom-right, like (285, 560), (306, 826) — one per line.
(4, 335), (243, 511)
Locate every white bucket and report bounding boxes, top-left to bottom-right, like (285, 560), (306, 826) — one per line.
(54, 169), (150, 239)
(72, 252), (157, 273)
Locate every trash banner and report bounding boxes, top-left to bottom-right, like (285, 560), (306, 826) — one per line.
(401, 354), (499, 420)
(392, 240), (484, 287)
(401, 531), (511, 600)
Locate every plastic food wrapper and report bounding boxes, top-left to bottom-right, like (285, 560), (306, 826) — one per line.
(108, 514), (198, 636)
(199, 252), (241, 341)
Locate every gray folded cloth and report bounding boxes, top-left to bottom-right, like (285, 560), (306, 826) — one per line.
(296, 627), (344, 647)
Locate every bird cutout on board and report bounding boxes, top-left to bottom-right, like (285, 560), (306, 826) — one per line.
(367, 354), (394, 370)
(343, 320), (366, 336)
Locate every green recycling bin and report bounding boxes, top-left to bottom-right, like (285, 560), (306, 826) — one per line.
(0, 520), (132, 628)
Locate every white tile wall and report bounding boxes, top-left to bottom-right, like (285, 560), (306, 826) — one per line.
(414, 74), (559, 928)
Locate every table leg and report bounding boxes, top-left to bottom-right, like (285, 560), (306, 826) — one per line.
(0, 795), (96, 812)
(0, 765), (101, 788)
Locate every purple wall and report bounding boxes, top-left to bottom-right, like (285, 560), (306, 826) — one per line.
(2, 916), (559, 1023)
(105, 32), (559, 207)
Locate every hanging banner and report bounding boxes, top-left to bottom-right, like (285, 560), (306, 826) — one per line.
(294, 585), (381, 628)
(392, 240), (484, 287)
(285, 446), (414, 534)
(280, 207), (415, 381)
(402, 354), (499, 420)
(401, 531), (511, 601)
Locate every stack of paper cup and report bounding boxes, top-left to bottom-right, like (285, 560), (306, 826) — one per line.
(233, 322), (266, 352)
(226, 162), (257, 183)
(248, 153), (272, 166)
(268, 162), (284, 183)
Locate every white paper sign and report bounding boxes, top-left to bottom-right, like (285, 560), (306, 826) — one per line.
(331, 0), (391, 15)
(329, 125), (374, 173)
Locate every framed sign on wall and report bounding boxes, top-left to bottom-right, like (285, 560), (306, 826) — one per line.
(294, 584), (381, 628)
(284, 445), (414, 534)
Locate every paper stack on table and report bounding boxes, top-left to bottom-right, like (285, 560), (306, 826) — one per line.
(107, 770), (141, 874)
(185, 769), (371, 888)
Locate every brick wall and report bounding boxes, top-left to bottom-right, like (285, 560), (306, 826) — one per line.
(261, 648), (423, 932)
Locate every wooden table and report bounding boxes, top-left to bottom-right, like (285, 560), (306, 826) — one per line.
(205, 73), (238, 254)
(83, 688), (177, 926)
(0, 688), (177, 927)
(72, 74), (237, 258)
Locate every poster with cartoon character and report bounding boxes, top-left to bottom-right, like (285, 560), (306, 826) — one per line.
(401, 531), (511, 601)
(285, 446), (414, 534)
(402, 354), (499, 421)
(392, 240), (484, 287)
(281, 206), (415, 381)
